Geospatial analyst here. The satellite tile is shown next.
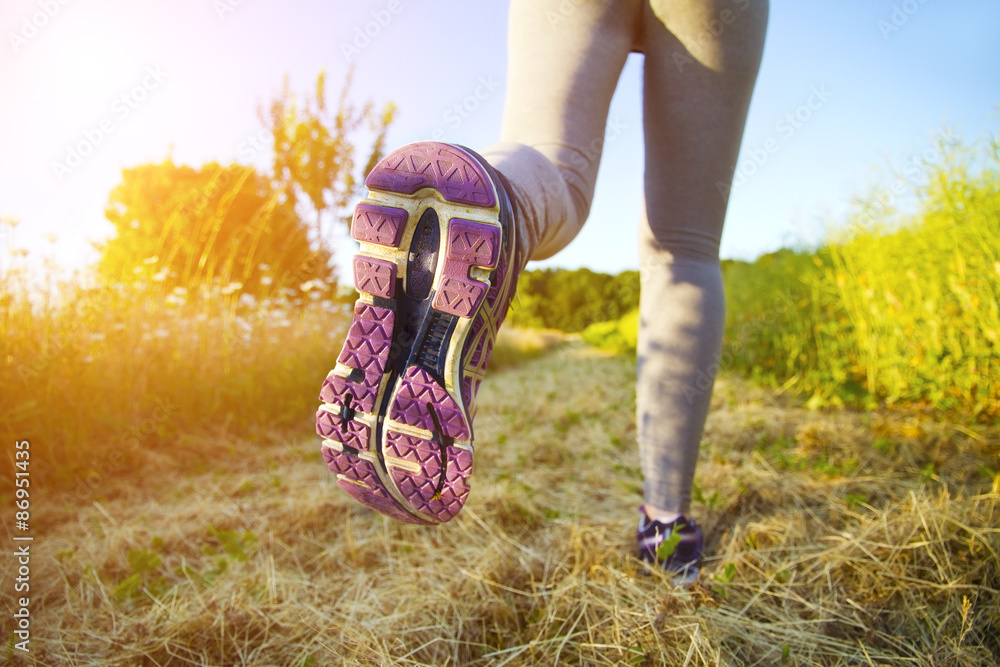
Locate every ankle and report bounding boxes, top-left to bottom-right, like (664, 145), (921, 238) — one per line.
(644, 505), (683, 525)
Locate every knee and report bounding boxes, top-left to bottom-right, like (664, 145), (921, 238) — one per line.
(638, 224), (721, 272)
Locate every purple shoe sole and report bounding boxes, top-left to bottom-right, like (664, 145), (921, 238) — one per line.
(318, 142), (514, 525)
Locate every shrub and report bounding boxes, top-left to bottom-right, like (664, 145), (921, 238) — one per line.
(509, 268), (639, 332)
(581, 308), (639, 355)
(576, 130), (1000, 419)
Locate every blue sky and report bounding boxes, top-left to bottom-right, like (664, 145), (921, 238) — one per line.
(1, 0), (998, 282)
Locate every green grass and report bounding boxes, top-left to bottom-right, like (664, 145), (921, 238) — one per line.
(0, 257), (349, 490)
(823, 136), (999, 415)
(581, 130), (1000, 420)
(1, 124), (998, 665)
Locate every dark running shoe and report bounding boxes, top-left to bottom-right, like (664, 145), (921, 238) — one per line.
(317, 141), (521, 525)
(636, 507), (703, 585)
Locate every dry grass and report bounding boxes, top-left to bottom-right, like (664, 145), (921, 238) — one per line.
(4, 340), (999, 666)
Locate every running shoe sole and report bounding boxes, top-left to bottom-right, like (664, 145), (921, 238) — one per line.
(317, 142), (513, 525)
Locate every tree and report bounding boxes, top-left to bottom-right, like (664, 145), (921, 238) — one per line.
(99, 161), (332, 295)
(98, 69), (395, 295)
(263, 69), (395, 251)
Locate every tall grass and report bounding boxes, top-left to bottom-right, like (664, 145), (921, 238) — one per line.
(0, 241), (348, 491)
(584, 131), (1000, 420)
(720, 246), (864, 407)
(825, 136), (999, 416)
(0, 248), (560, 494)
(2, 132), (998, 665)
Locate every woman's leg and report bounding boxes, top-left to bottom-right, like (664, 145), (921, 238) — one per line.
(635, 0), (768, 519)
(484, 0), (768, 519)
(481, 0), (642, 262)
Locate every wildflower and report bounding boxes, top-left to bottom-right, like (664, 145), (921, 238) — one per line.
(299, 279), (326, 293)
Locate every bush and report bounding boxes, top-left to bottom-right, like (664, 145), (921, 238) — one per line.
(581, 308), (639, 355)
(575, 130), (1000, 420)
(509, 268), (639, 332)
(822, 134), (999, 416)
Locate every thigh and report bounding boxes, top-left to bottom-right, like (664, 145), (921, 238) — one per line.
(639, 0), (768, 261)
(502, 0), (641, 193)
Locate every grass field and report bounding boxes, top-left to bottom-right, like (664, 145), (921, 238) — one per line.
(3, 131), (998, 665)
(5, 333), (998, 666)
(580, 134), (1000, 420)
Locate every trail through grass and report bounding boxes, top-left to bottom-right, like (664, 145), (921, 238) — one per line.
(5, 341), (998, 666)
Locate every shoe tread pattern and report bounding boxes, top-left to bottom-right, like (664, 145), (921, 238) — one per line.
(385, 431), (473, 523)
(365, 142), (496, 208)
(319, 303), (394, 414)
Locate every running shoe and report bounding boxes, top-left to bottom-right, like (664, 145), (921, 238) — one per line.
(317, 141), (520, 525)
(636, 507), (703, 584)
